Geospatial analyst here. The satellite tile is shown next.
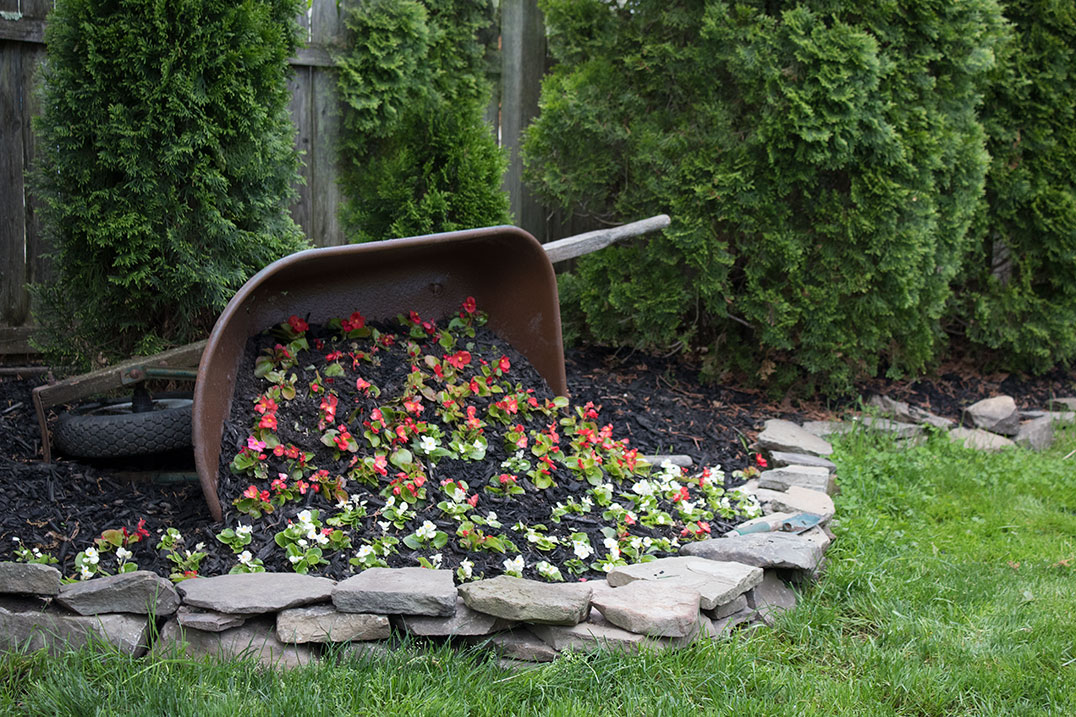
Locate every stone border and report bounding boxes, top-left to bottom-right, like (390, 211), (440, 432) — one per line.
(4, 397), (1067, 668)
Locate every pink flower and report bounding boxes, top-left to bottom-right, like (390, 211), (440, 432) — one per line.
(356, 377), (371, 392)
(246, 436), (266, 452)
(498, 356), (511, 373)
(467, 493), (479, 507)
(755, 454), (768, 469)
(258, 414), (277, 430)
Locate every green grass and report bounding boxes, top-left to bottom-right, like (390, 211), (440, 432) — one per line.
(4, 425), (1076, 716)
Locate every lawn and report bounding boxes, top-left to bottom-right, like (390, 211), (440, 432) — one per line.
(3, 424), (1075, 716)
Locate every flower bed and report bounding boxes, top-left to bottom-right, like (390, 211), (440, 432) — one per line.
(203, 298), (763, 583)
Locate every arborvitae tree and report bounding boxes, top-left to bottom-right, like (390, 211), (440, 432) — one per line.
(33, 0), (308, 367)
(335, 0), (509, 243)
(524, 0), (1007, 393)
(955, 0), (1076, 371)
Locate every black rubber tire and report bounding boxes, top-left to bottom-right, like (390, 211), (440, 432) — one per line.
(53, 395), (193, 458)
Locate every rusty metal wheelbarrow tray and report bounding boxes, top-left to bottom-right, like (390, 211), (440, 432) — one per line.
(193, 226), (565, 522)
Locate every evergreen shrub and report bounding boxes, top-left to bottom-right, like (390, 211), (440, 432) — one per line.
(335, 0), (509, 243)
(524, 0), (1007, 393)
(955, 0), (1076, 371)
(33, 0), (308, 367)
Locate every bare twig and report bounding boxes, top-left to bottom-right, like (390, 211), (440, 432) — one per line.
(542, 214), (671, 263)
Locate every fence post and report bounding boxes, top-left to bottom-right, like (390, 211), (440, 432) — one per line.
(499, 0), (546, 241)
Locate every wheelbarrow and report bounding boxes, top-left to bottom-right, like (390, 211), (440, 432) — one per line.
(31, 216), (669, 522)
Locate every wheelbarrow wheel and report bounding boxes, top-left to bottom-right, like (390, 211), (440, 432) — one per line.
(53, 393), (193, 458)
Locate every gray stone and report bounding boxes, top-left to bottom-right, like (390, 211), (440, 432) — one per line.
(606, 556), (762, 611)
(856, 416), (925, 439)
(800, 525), (833, 552)
(640, 454), (693, 468)
(755, 419), (834, 456)
(590, 580), (701, 637)
(766, 486), (836, 523)
(661, 614), (721, 646)
(758, 465), (835, 494)
(176, 606), (247, 633)
(0, 562), (61, 596)
(399, 597), (515, 637)
(680, 532), (824, 573)
(767, 451), (837, 473)
(747, 572), (797, 626)
(481, 628), (558, 663)
(1048, 398), (1076, 412)
(711, 608), (755, 636)
(948, 427), (1016, 452)
(707, 593), (748, 620)
(1015, 416), (1054, 451)
(156, 617), (317, 669)
(333, 568), (456, 617)
(458, 576), (591, 626)
(530, 620), (651, 653)
(866, 395), (954, 429)
(965, 396), (1020, 436)
(0, 597), (149, 656)
(178, 573), (335, 615)
(800, 420), (853, 439)
(496, 657), (545, 671)
(276, 604), (389, 643)
(57, 571), (180, 616)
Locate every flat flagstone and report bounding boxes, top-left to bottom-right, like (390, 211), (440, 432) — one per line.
(708, 593), (748, 620)
(800, 420), (853, 439)
(855, 416), (925, 439)
(276, 604), (389, 643)
(800, 525), (833, 552)
(711, 607), (755, 636)
(766, 486), (836, 523)
(157, 617), (316, 669)
(459, 576), (591, 625)
(866, 395), (954, 429)
(1015, 416), (1054, 451)
(748, 572), (797, 626)
(57, 571), (179, 616)
(965, 396), (1020, 436)
(606, 556), (762, 610)
(758, 465), (835, 494)
(755, 419), (834, 456)
(0, 597), (149, 656)
(590, 580), (701, 637)
(530, 620), (651, 653)
(680, 532), (824, 573)
(333, 568), (456, 617)
(948, 427), (1016, 452)
(481, 627), (558, 662)
(400, 597), (516, 637)
(640, 454), (693, 468)
(177, 573), (335, 614)
(176, 606), (247, 633)
(1048, 398), (1076, 412)
(0, 562), (61, 596)
(767, 451), (837, 472)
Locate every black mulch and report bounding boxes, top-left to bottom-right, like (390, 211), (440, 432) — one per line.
(1, 337), (1073, 583)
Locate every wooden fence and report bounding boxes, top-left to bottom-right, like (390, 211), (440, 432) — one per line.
(0, 0), (594, 354)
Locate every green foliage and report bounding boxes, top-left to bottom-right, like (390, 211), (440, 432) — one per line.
(335, 0), (509, 243)
(32, 0), (308, 368)
(525, 0), (1007, 393)
(955, 1), (1076, 371)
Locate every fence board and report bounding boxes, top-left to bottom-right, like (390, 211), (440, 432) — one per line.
(1, 43), (30, 326)
(308, 0), (345, 247)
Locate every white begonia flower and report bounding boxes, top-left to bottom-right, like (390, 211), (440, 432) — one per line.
(486, 512), (501, 528)
(601, 563), (615, 573)
(503, 555), (525, 576)
(536, 561), (561, 580)
(356, 544), (374, 560)
(384, 496), (396, 509)
(602, 537), (619, 552)
(84, 547), (100, 565)
(680, 500), (697, 514)
(288, 554), (301, 564)
(315, 532), (329, 546)
(306, 529), (319, 541)
(459, 559), (474, 579)
(419, 436), (438, 454)
(416, 521), (437, 540)
(80, 565), (94, 580)
(298, 538), (309, 549)
(377, 521), (391, 533)
(629, 537), (643, 551)
(429, 553), (443, 569)
(660, 458), (678, 473)
(632, 480), (655, 497)
(194, 542), (206, 552)
(238, 550), (253, 565)
(473, 439), (484, 451)
(450, 486), (466, 503)
(581, 496), (593, 508)
(297, 509), (313, 525)
(236, 524), (252, 536)
(116, 546), (133, 562)
(572, 540), (594, 560)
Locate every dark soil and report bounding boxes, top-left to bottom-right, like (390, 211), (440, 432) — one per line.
(1, 331), (1073, 583)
